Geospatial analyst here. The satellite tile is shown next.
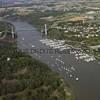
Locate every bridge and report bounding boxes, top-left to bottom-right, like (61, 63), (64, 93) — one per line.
(0, 20), (15, 39)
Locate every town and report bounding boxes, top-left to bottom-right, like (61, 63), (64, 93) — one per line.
(0, 0), (100, 100)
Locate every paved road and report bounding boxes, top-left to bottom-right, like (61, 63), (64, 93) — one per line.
(12, 21), (100, 100)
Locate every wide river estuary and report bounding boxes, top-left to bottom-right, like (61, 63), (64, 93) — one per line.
(11, 21), (100, 100)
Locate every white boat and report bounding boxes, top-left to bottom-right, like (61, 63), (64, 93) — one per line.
(32, 45), (35, 48)
(76, 78), (79, 81)
(84, 59), (90, 62)
(75, 54), (78, 56)
(75, 56), (79, 60)
(52, 44), (64, 49)
(53, 46), (61, 49)
(41, 41), (47, 44)
(60, 47), (67, 51)
(78, 53), (83, 56)
(79, 55), (89, 59)
(22, 37), (25, 40)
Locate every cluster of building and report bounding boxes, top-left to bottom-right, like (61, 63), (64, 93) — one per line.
(67, 24), (99, 38)
(55, 19), (100, 38)
(28, 1), (100, 13)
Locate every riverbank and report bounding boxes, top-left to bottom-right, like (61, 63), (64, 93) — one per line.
(9, 21), (100, 100)
(0, 22), (72, 100)
(15, 10), (100, 61)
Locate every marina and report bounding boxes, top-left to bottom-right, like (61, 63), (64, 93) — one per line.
(40, 39), (96, 62)
(11, 21), (100, 100)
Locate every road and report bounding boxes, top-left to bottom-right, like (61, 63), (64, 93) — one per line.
(12, 21), (100, 100)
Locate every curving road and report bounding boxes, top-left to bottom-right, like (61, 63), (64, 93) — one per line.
(12, 21), (100, 100)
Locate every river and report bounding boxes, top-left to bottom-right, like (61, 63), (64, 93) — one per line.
(11, 21), (100, 100)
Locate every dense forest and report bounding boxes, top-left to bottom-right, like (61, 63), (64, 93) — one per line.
(0, 22), (72, 100)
